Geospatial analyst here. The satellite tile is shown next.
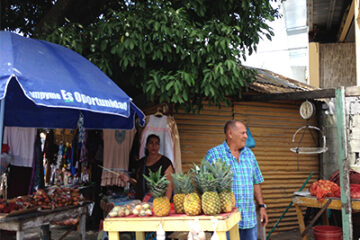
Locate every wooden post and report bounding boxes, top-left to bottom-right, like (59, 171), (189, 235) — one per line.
(308, 42), (320, 88)
(16, 231), (24, 240)
(79, 213), (86, 240)
(295, 205), (307, 240)
(335, 87), (352, 240)
(40, 225), (50, 240)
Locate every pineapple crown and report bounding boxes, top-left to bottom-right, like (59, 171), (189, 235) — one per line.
(182, 172), (194, 194)
(190, 163), (202, 194)
(172, 173), (186, 194)
(143, 166), (169, 198)
(193, 161), (218, 194)
(205, 159), (233, 192)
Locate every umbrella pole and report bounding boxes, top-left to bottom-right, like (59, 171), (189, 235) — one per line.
(0, 99), (5, 148)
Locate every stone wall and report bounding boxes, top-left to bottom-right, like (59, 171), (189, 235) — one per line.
(319, 43), (356, 88)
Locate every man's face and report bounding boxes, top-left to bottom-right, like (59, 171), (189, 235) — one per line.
(230, 122), (248, 149)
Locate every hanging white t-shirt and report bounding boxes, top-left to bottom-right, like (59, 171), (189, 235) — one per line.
(139, 115), (174, 164)
(3, 127), (37, 167)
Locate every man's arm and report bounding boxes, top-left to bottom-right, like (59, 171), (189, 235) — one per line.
(254, 184), (268, 227)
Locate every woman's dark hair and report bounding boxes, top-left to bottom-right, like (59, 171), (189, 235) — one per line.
(146, 134), (160, 144)
(145, 134), (160, 156)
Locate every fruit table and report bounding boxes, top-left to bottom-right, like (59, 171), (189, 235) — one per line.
(0, 202), (91, 240)
(104, 208), (241, 240)
(292, 194), (360, 240)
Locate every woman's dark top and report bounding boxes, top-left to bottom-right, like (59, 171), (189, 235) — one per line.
(135, 155), (173, 200)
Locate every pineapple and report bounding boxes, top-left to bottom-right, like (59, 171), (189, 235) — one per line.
(210, 160), (234, 213)
(171, 173), (186, 214)
(183, 172), (202, 216)
(143, 167), (171, 216)
(195, 162), (221, 215)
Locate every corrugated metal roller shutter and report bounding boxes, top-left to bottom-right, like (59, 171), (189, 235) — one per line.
(173, 103), (233, 173)
(234, 100), (320, 235)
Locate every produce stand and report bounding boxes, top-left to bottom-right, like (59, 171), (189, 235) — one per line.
(103, 208), (241, 240)
(0, 202), (91, 240)
(292, 194), (360, 240)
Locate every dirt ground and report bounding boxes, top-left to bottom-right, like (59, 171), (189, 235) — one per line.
(269, 229), (314, 240)
(1, 226), (99, 240)
(23, 228), (313, 240)
(1, 227), (315, 240)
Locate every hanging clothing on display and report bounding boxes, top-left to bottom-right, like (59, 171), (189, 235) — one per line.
(167, 116), (182, 173)
(44, 130), (57, 164)
(139, 114), (182, 173)
(29, 133), (44, 194)
(79, 131), (88, 163)
(139, 115), (174, 164)
(3, 127), (37, 167)
(70, 130), (80, 176)
(44, 130), (58, 185)
(101, 128), (136, 187)
(3, 127), (37, 198)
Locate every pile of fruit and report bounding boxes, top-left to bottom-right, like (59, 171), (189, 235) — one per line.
(0, 198), (24, 213)
(0, 187), (84, 214)
(310, 179), (360, 201)
(144, 160), (235, 217)
(46, 187), (83, 208)
(108, 202), (152, 217)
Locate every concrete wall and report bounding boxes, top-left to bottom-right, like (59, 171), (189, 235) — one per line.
(319, 97), (360, 179)
(347, 97), (360, 169)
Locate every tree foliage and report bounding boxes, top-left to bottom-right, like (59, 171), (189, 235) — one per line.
(3, 0), (280, 111)
(0, 0), (54, 35)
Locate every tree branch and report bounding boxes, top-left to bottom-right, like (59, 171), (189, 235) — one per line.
(33, 0), (73, 37)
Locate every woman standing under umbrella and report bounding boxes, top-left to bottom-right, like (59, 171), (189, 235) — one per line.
(134, 134), (174, 201)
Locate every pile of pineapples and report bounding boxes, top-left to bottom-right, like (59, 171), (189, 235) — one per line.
(144, 160), (235, 217)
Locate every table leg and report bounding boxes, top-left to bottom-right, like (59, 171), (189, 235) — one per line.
(229, 224), (240, 240)
(79, 213), (86, 240)
(135, 232), (145, 240)
(108, 231), (120, 240)
(295, 205), (308, 240)
(217, 231), (227, 240)
(322, 209), (329, 225)
(40, 225), (51, 240)
(16, 231), (24, 240)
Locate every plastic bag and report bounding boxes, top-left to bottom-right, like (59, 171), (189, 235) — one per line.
(246, 125), (256, 148)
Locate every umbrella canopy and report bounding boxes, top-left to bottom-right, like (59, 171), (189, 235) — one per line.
(0, 31), (145, 129)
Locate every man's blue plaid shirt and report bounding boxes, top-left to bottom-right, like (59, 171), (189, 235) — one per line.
(204, 141), (264, 229)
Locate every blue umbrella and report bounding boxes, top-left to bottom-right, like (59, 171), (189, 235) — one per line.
(0, 31), (145, 132)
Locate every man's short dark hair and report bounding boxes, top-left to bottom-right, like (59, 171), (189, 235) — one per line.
(224, 120), (242, 134)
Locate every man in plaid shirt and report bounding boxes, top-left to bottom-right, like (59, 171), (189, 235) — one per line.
(204, 120), (268, 240)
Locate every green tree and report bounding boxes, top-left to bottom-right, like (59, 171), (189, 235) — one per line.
(2, 0), (280, 111)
